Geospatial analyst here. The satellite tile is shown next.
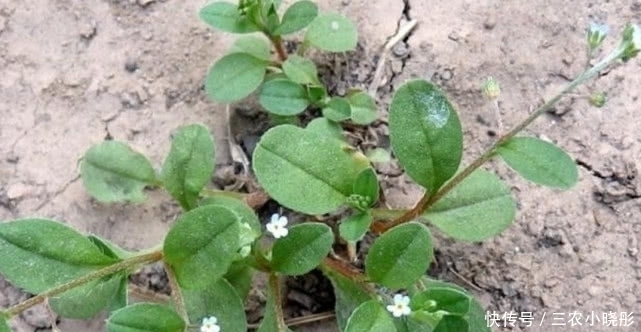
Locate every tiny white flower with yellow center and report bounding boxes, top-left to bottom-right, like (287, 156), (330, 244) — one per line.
(386, 294), (411, 318)
(200, 316), (220, 332)
(266, 213), (289, 239)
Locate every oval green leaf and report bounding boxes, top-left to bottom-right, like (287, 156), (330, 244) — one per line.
(424, 169), (516, 242)
(163, 205), (240, 289)
(161, 124), (214, 211)
(81, 141), (157, 203)
(107, 303), (185, 332)
(253, 125), (370, 214)
(50, 274), (126, 319)
(389, 80), (463, 193)
(305, 13), (357, 52)
(344, 300), (396, 332)
(259, 79), (310, 115)
(411, 287), (471, 316)
(497, 136), (578, 189)
(199, 1), (260, 34)
(205, 53), (267, 103)
(183, 278), (246, 332)
(0, 219), (117, 293)
(339, 211), (372, 241)
(282, 55), (320, 85)
(271, 223), (333, 275)
(230, 35), (272, 60)
(348, 91), (378, 125)
(365, 222), (433, 289)
(323, 97), (352, 122)
(274, 0), (318, 35)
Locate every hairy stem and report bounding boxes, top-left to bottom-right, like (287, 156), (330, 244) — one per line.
(2, 250), (163, 317)
(165, 262), (189, 324)
(268, 273), (288, 331)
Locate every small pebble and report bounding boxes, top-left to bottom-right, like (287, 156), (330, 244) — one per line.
(483, 15), (496, 30)
(124, 58), (139, 73)
(392, 42), (410, 58)
(137, 0), (156, 7)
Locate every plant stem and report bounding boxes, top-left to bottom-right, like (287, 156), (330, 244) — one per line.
(270, 35), (288, 62)
(2, 250), (163, 317)
(373, 50), (622, 233)
(268, 273), (288, 331)
(164, 262), (189, 324)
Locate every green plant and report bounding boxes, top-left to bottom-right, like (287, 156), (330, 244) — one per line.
(0, 1), (639, 331)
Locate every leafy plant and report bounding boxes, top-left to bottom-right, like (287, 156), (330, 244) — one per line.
(0, 2), (640, 332)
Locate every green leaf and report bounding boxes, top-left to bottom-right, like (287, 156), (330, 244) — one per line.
(323, 97), (352, 122)
(282, 55), (320, 85)
(344, 300), (396, 332)
(411, 287), (471, 316)
(107, 303), (185, 332)
(230, 35), (272, 60)
(274, 0), (318, 35)
(0, 219), (117, 293)
(199, 1), (260, 33)
(205, 53), (267, 102)
(433, 315), (469, 332)
(50, 274), (126, 319)
(305, 13), (357, 52)
(224, 262), (254, 300)
(339, 211), (372, 241)
(87, 235), (134, 260)
(184, 278), (246, 332)
(324, 269), (374, 331)
(163, 205), (240, 289)
(161, 124), (214, 211)
(389, 80), (463, 192)
(81, 141), (157, 203)
(199, 195), (261, 234)
(353, 168), (379, 203)
(259, 79), (310, 115)
(305, 117), (344, 140)
(253, 125), (370, 214)
(497, 136), (578, 189)
(424, 169), (516, 242)
(307, 85), (328, 104)
(271, 223), (333, 275)
(365, 222), (433, 289)
(348, 91), (378, 125)
(0, 319), (8, 332)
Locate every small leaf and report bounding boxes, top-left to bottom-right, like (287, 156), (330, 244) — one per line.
(366, 148), (391, 163)
(424, 170), (516, 242)
(206, 53), (267, 102)
(107, 303), (185, 332)
(50, 274), (126, 319)
(307, 85), (328, 104)
(224, 262), (255, 300)
(163, 205), (240, 289)
(348, 91), (378, 125)
(81, 141), (157, 203)
(271, 223), (333, 275)
(305, 117), (344, 140)
(161, 124), (214, 210)
(323, 97), (351, 122)
(259, 79), (310, 115)
(253, 125), (370, 214)
(282, 55), (320, 85)
(339, 211), (372, 241)
(389, 80), (463, 192)
(365, 222), (433, 289)
(0, 219), (117, 293)
(305, 13), (357, 52)
(230, 35), (272, 60)
(411, 287), (471, 315)
(324, 269), (374, 331)
(199, 1), (259, 34)
(433, 315), (469, 332)
(274, 0), (318, 35)
(344, 300), (396, 332)
(0, 319), (9, 332)
(497, 136), (578, 189)
(353, 168), (379, 203)
(183, 278), (246, 332)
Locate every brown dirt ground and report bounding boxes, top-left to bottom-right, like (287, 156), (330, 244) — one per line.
(1, 0), (640, 331)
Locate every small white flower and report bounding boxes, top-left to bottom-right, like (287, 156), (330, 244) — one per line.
(386, 294), (412, 318)
(266, 213), (289, 239)
(200, 316), (220, 332)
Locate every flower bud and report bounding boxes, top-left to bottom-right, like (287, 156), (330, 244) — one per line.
(619, 23), (641, 62)
(589, 92), (607, 108)
(482, 77), (501, 100)
(587, 23), (609, 52)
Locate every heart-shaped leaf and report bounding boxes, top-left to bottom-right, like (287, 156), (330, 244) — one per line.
(183, 278), (246, 332)
(253, 125), (370, 214)
(344, 300), (396, 332)
(161, 124), (214, 210)
(365, 222), (433, 289)
(163, 205), (240, 289)
(81, 141), (157, 203)
(424, 169), (515, 241)
(274, 0), (318, 35)
(305, 13), (357, 52)
(107, 303), (185, 332)
(0, 219), (117, 293)
(389, 80), (463, 193)
(259, 79), (310, 115)
(206, 53), (267, 102)
(271, 223), (333, 275)
(497, 136), (578, 189)
(199, 1), (259, 33)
